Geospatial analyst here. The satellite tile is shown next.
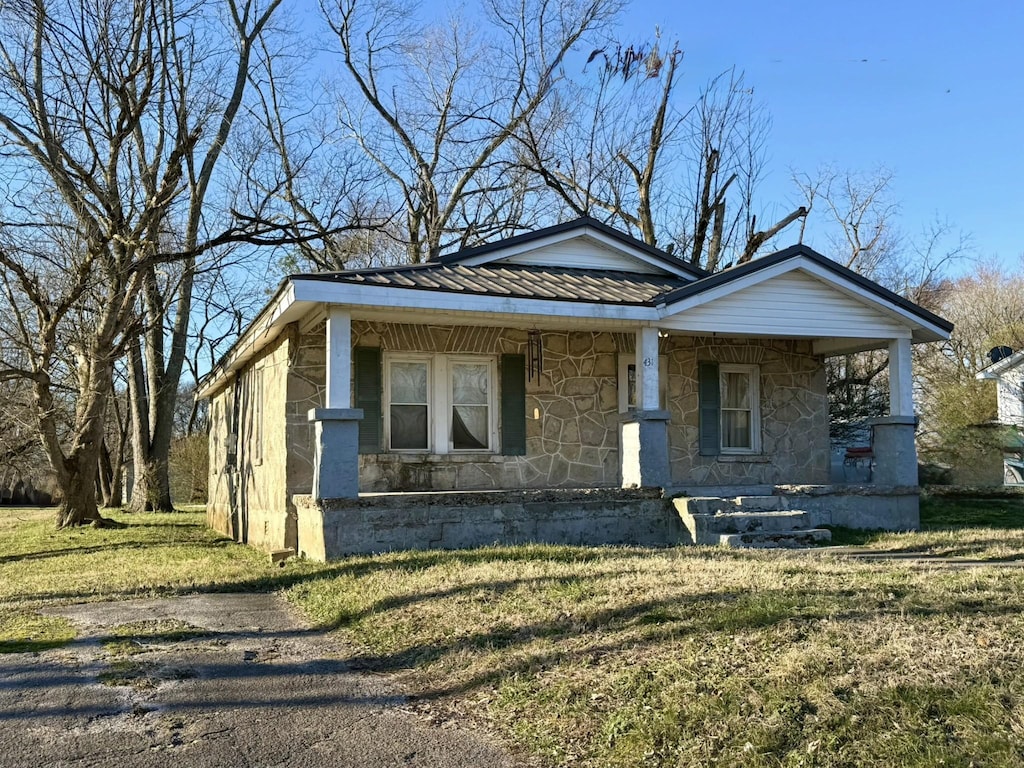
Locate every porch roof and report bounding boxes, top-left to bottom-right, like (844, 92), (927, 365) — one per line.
(293, 262), (689, 305)
(196, 220), (953, 399)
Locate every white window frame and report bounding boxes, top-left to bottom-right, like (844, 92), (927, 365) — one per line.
(719, 363), (761, 454)
(384, 354), (432, 452)
(618, 354), (668, 413)
(383, 353), (498, 454)
(447, 356), (498, 453)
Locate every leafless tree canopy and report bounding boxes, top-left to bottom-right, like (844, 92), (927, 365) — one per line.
(0, 0), (282, 525)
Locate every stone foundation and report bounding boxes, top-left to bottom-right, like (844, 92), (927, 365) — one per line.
(293, 488), (684, 560)
(292, 484), (918, 560)
(776, 484), (920, 530)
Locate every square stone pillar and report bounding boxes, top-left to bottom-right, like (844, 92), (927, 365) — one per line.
(869, 415), (918, 486)
(308, 408), (363, 499)
(620, 410), (671, 489)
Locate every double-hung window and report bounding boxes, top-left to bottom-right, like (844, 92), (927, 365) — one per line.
(719, 364), (760, 453)
(384, 354), (496, 453)
(388, 357), (430, 450)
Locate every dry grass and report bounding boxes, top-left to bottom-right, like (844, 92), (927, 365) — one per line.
(4, 500), (1024, 765)
(287, 538), (1024, 766)
(0, 506), (296, 653)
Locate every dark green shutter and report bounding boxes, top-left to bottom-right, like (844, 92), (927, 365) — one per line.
(698, 362), (720, 457)
(354, 347), (381, 453)
(500, 354), (527, 455)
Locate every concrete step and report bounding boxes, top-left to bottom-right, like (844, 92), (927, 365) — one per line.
(718, 528), (832, 549)
(673, 495), (789, 516)
(695, 510), (812, 535)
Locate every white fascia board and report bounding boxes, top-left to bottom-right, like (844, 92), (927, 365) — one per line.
(455, 226), (697, 280)
(659, 257), (950, 341)
(195, 282), (303, 399)
(290, 278), (656, 322)
(978, 348), (1024, 378)
(813, 337), (897, 356)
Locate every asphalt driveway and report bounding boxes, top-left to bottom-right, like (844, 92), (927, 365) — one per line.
(0, 593), (519, 768)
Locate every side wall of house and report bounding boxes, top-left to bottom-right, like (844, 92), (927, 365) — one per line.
(666, 337), (830, 486)
(205, 334), (293, 551)
(997, 368), (1024, 427)
(206, 385), (234, 537)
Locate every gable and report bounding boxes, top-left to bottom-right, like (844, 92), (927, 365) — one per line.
(497, 236), (671, 274)
(442, 218), (703, 280)
(661, 269), (911, 338)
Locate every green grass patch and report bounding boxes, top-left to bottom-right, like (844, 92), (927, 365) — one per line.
(0, 611), (75, 653)
(921, 495), (1024, 529)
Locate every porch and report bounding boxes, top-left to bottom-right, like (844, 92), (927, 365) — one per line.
(292, 483), (920, 559)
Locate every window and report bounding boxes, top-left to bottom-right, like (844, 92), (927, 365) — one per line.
(618, 355), (668, 413)
(387, 358), (430, 450)
(450, 361), (491, 450)
(251, 367), (264, 464)
(384, 354), (496, 453)
(719, 364), (760, 453)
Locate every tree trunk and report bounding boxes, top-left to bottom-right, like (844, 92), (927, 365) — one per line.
(56, 452), (105, 528)
(127, 332), (175, 512)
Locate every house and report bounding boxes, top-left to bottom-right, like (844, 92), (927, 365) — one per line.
(197, 218), (952, 559)
(975, 347), (1024, 484)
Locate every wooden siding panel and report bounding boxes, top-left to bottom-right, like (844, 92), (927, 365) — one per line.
(502, 240), (666, 274)
(667, 271), (909, 338)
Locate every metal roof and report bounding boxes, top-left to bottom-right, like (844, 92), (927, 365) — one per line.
(296, 262), (689, 305)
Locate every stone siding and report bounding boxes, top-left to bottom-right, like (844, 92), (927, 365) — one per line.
(205, 333), (294, 552)
(349, 322), (626, 491)
(664, 337), (829, 486)
(279, 322), (831, 493)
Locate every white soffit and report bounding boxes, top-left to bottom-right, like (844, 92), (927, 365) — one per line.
(456, 228), (695, 279)
(660, 259), (948, 341)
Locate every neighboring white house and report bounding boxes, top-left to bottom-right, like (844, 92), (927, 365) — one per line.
(976, 347), (1024, 482)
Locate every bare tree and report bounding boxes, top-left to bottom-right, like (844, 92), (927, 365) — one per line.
(518, 44), (805, 269)
(916, 264), (1024, 461)
(319, 0), (621, 263)
(0, 0), (284, 526)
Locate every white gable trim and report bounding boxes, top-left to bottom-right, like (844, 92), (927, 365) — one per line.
(977, 348), (1024, 380)
(658, 256), (950, 342)
(453, 226), (697, 280)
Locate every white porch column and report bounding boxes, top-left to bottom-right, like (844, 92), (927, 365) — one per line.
(636, 326), (660, 410)
(308, 305), (362, 500)
(868, 335), (918, 487)
(621, 326), (670, 489)
(888, 336), (914, 417)
(326, 307), (352, 408)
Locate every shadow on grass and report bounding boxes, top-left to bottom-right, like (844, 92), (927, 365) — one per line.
(0, 536), (236, 566)
(921, 497), (1024, 529)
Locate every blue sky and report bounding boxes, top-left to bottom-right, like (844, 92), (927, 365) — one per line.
(616, 0), (1024, 266)
(296, 0), (1023, 267)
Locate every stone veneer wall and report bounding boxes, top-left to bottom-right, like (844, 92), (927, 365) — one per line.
(326, 321), (629, 491)
(664, 337), (829, 486)
(278, 320), (830, 494)
(350, 322), (625, 490)
(206, 333), (294, 552)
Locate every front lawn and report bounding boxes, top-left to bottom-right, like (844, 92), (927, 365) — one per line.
(3, 499), (1024, 766)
